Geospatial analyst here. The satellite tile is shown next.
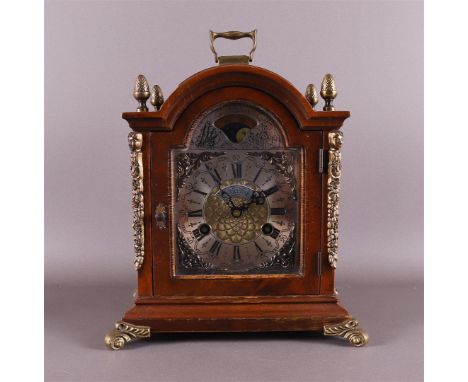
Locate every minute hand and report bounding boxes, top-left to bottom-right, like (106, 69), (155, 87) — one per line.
(239, 191), (264, 211)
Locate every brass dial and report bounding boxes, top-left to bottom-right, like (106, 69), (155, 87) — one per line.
(204, 179), (268, 245)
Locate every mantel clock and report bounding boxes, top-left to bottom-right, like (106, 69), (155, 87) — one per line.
(105, 30), (368, 349)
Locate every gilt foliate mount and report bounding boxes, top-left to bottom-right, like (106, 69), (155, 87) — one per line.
(128, 132), (144, 270)
(327, 130), (343, 269)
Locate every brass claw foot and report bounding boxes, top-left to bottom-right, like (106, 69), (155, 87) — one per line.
(323, 319), (369, 347)
(104, 321), (151, 350)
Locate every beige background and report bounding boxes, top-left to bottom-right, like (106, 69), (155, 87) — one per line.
(45, 1), (423, 381)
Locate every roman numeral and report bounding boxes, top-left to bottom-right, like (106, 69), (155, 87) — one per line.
(231, 162), (242, 178)
(254, 241), (263, 255)
(187, 209), (203, 217)
(192, 228), (203, 241)
(263, 185), (279, 197)
(193, 223), (210, 240)
(192, 189), (207, 196)
(209, 240), (222, 256)
(233, 245), (241, 262)
(270, 208), (286, 215)
(270, 227), (280, 239)
(252, 168), (262, 183)
(207, 167), (222, 184)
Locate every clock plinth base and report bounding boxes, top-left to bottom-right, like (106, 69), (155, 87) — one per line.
(105, 298), (368, 349)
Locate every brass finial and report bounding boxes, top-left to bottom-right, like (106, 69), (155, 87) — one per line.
(133, 74), (150, 112)
(320, 73), (337, 111)
(150, 85), (164, 111)
(305, 84), (319, 110)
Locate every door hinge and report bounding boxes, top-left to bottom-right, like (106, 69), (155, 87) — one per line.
(317, 252), (322, 276)
(318, 148), (324, 173)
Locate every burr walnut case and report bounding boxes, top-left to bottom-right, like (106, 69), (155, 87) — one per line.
(105, 30), (368, 349)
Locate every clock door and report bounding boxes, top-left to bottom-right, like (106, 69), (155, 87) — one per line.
(151, 87), (322, 296)
(174, 101), (300, 276)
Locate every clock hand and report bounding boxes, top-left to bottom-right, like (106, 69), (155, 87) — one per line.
(221, 190), (265, 218)
(238, 199), (254, 211)
(219, 188), (251, 218)
(220, 189), (236, 209)
(238, 191), (265, 212)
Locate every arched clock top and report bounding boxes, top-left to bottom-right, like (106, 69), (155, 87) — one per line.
(122, 65), (350, 131)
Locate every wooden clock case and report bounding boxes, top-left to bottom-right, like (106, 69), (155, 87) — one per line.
(104, 63), (368, 349)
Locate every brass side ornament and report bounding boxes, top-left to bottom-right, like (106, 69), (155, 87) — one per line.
(324, 319), (369, 347)
(150, 85), (164, 111)
(133, 74), (150, 112)
(320, 73), (337, 111)
(327, 130), (343, 268)
(105, 321), (151, 350)
(305, 84), (319, 110)
(129, 132), (144, 270)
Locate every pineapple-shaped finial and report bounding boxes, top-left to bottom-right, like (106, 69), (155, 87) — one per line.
(150, 85), (164, 111)
(133, 74), (150, 112)
(305, 84), (319, 110)
(320, 73), (338, 111)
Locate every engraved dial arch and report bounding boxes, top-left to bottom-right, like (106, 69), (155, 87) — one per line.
(187, 101), (286, 150)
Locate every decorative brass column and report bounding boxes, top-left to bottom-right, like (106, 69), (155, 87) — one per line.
(327, 130), (343, 268)
(128, 132), (144, 270)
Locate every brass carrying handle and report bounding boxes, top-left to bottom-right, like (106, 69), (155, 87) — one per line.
(209, 30), (257, 63)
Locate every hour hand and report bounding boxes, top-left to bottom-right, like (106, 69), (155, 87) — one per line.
(239, 191), (264, 211)
(246, 191), (265, 208)
(220, 189), (235, 209)
(252, 191), (265, 205)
